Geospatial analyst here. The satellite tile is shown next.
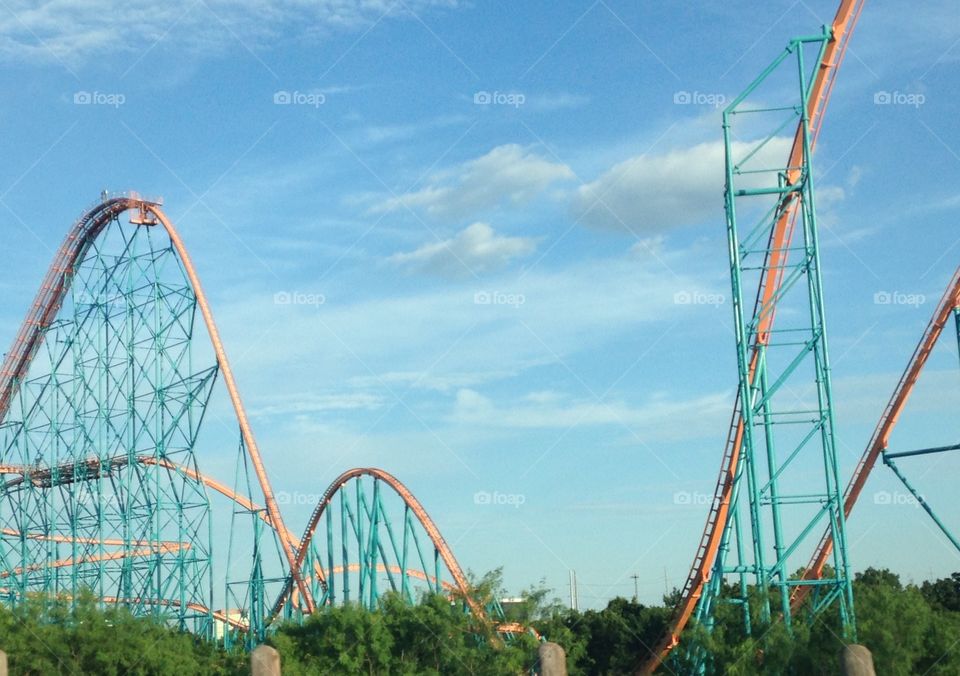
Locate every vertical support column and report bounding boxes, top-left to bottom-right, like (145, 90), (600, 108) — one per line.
(953, 308), (960, 370)
(369, 479), (380, 610)
(796, 40), (855, 632)
(326, 505), (335, 605)
(401, 506), (410, 602)
(698, 31), (856, 650)
(720, 108), (771, 627)
(341, 491), (349, 604)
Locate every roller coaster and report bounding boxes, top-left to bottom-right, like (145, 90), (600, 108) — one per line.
(1, 0), (957, 671)
(641, 0), (960, 672)
(0, 195), (519, 648)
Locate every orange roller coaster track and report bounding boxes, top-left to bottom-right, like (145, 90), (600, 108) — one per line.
(793, 266), (960, 609)
(640, 0), (866, 672)
(0, 194), (311, 611)
(0, 193), (513, 644)
(271, 467), (483, 621)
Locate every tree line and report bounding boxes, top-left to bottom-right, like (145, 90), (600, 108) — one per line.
(0, 568), (958, 674)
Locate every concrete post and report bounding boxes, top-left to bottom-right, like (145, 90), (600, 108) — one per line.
(840, 644), (876, 676)
(251, 644), (281, 676)
(538, 642), (567, 676)
(0, 649), (7, 676)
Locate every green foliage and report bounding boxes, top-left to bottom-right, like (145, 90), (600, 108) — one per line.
(663, 568), (960, 675)
(4, 568), (960, 675)
(269, 591), (536, 675)
(921, 571), (960, 612)
(0, 592), (242, 675)
(527, 597), (669, 675)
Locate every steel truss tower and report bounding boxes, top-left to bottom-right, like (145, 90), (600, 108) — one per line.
(0, 204), (216, 636)
(696, 30), (856, 639)
(0, 194), (522, 650)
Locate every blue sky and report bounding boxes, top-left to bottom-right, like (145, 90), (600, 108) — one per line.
(1, 0), (959, 608)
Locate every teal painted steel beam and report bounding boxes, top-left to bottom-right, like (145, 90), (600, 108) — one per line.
(885, 443), (960, 460)
(884, 456), (960, 555)
(685, 27), (857, 668)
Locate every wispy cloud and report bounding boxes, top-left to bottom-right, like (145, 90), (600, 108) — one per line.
(0, 0), (460, 65)
(212, 253), (708, 400)
(572, 137), (792, 231)
(372, 144), (575, 220)
(388, 222), (537, 277)
(251, 391), (385, 417)
(451, 387), (731, 442)
(360, 114), (470, 145)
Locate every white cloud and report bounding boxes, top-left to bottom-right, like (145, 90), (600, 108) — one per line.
(816, 185), (846, 210)
(452, 387), (731, 442)
(373, 144), (574, 220)
(572, 137), (792, 232)
(361, 114), (470, 145)
(629, 235), (666, 259)
(348, 369), (516, 394)
(388, 222), (536, 277)
(251, 391), (384, 417)
(210, 254), (710, 404)
(0, 0), (458, 64)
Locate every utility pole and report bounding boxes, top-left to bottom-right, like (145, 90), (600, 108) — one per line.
(569, 570), (579, 611)
(630, 574), (639, 602)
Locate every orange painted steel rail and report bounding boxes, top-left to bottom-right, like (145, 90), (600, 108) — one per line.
(314, 562), (455, 592)
(271, 467), (484, 622)
(136, 456), (300, 551)
(303, 560), (538, 639)
(0, 544), (189, 580)
(100, 597), (247, 630)
(0, 528), (186, 549)
(0, 194), (514, 639)
(0, 194), (313, 612)
(2, 455), (493, 630)
(0, 589), (248, 631)
(792, 266), (960, 610)
(0, 455), (296, 545)
(639, 2), (865, 672)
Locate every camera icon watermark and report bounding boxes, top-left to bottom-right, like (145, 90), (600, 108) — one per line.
(473, 90), (525, 108)
(873, 490), (922, 508)
(276, 490), (322, 506)
(473, 490), (526, 508)
(74, 91), (126, 108)
(76, 292), (125, 308)
(474, 290), (525, 308)
(873, 290), (925, 308)
(274, 290), (326, 308)
(673, 90), (726, 108)
(274, 90), (326, 107)
(673, 491), (712, 506)
(673, 290), (725, 307)
(873, 90), (925, 108)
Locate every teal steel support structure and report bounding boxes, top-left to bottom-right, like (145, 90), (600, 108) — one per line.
(0, 195), (518, 652)
(877, 302), (960, 560)
(0, 208), (217, 637)
(694, 29), (856, 646)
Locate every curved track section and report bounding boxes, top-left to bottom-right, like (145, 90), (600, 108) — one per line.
(792, 265), (960, 609)
(0, 454), (296, 551)
(640, 1), (866, 671)
(272, 467), (485, 621)
(0, 195), (508, 644)
(0, 194), (311, 611)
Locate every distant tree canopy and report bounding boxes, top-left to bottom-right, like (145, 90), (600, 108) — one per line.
(0, 592), (240, 675)
(1, 568), (959, 674)
(660, 567), (960, 676)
